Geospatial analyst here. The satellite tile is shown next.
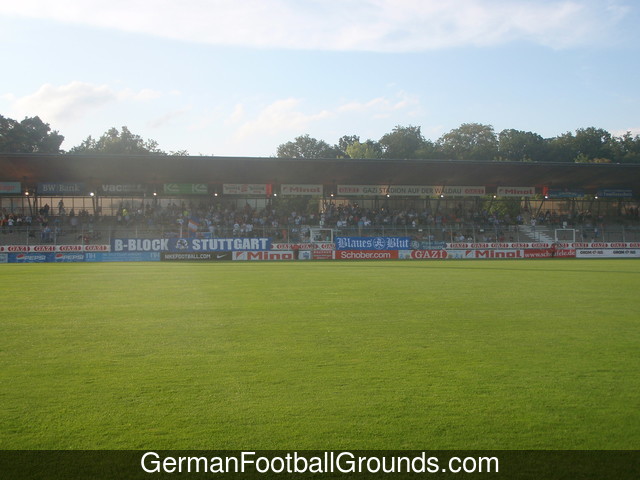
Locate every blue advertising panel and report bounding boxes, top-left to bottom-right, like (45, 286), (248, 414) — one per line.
(8, 253), (53, 263)
(84, 252), (161, 262)
(596, 189), (633, 198)
(335, 237), (411, 250)
(111, 238), (271, 252)
(37, 183), (86, 195)
(547, 188), (585, 198)
(52, 253), (86, 262)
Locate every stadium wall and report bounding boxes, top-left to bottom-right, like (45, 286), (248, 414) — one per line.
(2, 240), (639, 263)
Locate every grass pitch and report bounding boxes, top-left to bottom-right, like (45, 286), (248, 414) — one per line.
(1, 259), (638, 450)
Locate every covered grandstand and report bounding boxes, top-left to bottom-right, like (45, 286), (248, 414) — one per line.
(1, 153), (639, 247)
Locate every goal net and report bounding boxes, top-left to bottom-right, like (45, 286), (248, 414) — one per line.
(309, 228), (334, 243)
(555, 228), (575, 243)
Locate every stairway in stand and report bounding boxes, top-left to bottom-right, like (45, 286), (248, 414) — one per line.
(517, 225), (555, 243)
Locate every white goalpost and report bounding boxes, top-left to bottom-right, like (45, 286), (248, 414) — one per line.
(309, 228), (335, 243)
(555, 228), (576, 243)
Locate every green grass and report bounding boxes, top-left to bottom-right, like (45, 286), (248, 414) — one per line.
(0, 260), (639, 450)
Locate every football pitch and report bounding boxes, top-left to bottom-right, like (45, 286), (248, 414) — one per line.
(1, 259), (638, 450)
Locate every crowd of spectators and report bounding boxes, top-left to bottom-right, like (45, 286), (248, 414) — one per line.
(2, 197), (640, 244)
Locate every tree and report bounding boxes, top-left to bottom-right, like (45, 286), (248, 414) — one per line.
(611, 131), (640, 163)
(276, 134), (338, 158)
(379, 125), (426, 159)
(546, 131), (577, 162)
(335, 135), (360, 158)
(69, 126), (166, 154)
(0, 115), (64, 153)
(572, 127), (613, 162)
(438, 123), (498, 160)
(497, 129), (546, 162)
(345, 140), (382, 159)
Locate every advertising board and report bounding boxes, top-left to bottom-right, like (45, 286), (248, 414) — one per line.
(160, 252), (232, 261)
(335, 250), (398, 260)
(84, 252), (160, 262)
(8, 253), (50, 263)
(399, 250), (449, 259)
(0, 182), (21, 194)
(576, 249), (640, 258)
(233, 251), (301, 261)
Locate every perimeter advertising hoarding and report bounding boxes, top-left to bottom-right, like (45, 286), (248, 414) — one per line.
(335, 250), (399, 260)
(399, 250), (449, 259)
(576, 249), (640, 258)
(84, 252), (160, 262)
(7, 253), (86, 262)
(445, 249), (576, 259)
(335, 237), (411, 250)
(111, 238), (271, 252)
(161, 252), (233, 261)
(233, 251), (312, 261)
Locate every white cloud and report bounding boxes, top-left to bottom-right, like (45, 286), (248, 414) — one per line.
(0, 0), (629, 51)
(7, 81), (163, 124)
(233, 98), (333, 140)
(231, 91), (420, 143)
(612, 127), (640, 137)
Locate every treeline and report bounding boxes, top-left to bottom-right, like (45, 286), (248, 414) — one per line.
(277, 124), (640, 163)
(2, 114), (639, 163)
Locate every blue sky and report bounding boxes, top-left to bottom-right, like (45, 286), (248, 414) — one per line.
(1, 0), (639, 156)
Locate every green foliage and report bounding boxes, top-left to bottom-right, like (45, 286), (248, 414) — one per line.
(345, 139), (382, 159)
(68, 126), (167, 155)
(0, 115), (64, 153)
(1, 261), (638, 450)
(379, 124), (426, 159)
(276, 134), (338, 158)
(438, 123), (498, 160)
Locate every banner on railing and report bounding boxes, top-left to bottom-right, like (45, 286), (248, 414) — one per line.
(335, 237), (411, 250)
(111, 238), (271, 252)
(0, 245), (110, 253)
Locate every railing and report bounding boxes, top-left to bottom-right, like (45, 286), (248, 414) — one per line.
(2, 219), (639, 246)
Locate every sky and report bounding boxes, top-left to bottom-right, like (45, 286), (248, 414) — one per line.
(1, 0), (639, 157)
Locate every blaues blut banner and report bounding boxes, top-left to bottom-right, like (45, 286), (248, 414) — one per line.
(335, 237), (411, 250)
(111, 238), (271, 252)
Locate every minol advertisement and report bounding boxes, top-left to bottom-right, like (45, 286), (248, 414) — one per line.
(111, 238), (271, 252)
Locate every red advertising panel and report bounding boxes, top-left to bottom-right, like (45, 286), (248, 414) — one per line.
(334, 250), (398, 260)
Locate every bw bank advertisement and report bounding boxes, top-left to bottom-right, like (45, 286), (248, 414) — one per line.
(112, 238), (271, 253)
